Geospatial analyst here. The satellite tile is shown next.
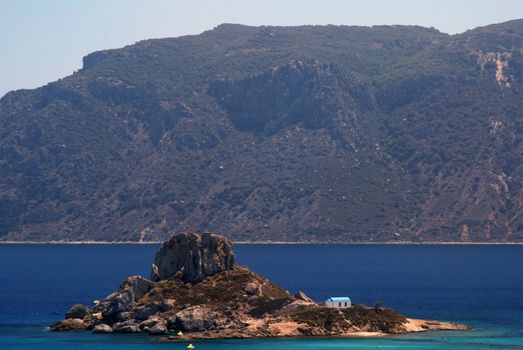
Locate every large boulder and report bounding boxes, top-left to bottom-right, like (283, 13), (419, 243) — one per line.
(174, 306), (222, 331)
(139, 316), (168, 335)
(92, 324), (113, 333)
(94, 275), (155, 322)
(244, 282), (261, 296)
(115, 311), (133, 322)
(50, 318), (88, 331)
(146, 321), (168, 335)
(119, 275), (155, 300)
(65, 304), (91, 319)
(134, 302), (162, 321)
(112, 320), (140, 333)
(104, 289), (133, 318)
(294, 291), (314, 303)
(151, 232), (235, 283)
(160, 299), (176, 312)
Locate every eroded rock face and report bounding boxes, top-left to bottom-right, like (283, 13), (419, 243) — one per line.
(65, 304), (91, 319)
(174, 306), (223, 331)
(104, 289), (133, 319)
(91, 275), (155, 322)
(244, 282), (261, 296)
(112, 320), (140, 333)
(294, 291), (314, 303)
(140, 316), (168, 335)
(92, 324), (113, 333)
(151, 232), (235, 283)
(120, 275), (155, 300)
(50, 318), (87, 331)
(134, 301), (162, 321)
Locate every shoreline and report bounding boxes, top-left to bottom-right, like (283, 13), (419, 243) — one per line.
(160, 317), (470, 341)
(1, 240), (523, 245)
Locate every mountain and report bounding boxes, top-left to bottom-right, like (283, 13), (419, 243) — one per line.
(2, 20), (523, 242)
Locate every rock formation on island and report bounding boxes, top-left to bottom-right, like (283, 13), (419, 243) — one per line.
(150, 232), (235, 283)
(50, 232), (469, 338)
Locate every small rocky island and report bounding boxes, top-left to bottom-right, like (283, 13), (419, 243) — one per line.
(50, 233), (469, 338)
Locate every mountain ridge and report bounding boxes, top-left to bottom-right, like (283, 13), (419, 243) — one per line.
(1, 20), (523, 242)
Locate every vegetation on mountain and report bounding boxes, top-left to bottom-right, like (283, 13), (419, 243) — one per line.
(2, 20), (523, 242)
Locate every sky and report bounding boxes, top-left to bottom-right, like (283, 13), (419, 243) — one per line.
(1, 0), (523, 97)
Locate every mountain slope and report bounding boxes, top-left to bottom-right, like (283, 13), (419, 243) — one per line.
(1, 21), (523, 242)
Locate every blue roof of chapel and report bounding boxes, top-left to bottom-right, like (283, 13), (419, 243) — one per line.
(326, 297), (351, 302)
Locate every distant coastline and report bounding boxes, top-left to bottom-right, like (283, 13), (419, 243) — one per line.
(1, 240), (523, 245)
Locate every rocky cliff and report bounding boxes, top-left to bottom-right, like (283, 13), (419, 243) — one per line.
(151, 232), (235, 282)
(3, 21), (523, 242)
(50, 232), (469, 338)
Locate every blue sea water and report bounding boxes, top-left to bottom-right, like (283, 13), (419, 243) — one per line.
(1, 244), (523, 349)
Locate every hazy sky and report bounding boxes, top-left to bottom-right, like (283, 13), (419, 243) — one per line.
(1, 0), (523, 97)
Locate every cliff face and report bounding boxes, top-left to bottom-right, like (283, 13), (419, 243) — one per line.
(50, 232), (469, 337)
(151, 232), (235, 283)
(2, 21), (523, 242)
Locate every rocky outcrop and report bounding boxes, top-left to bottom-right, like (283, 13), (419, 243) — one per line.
(120, 275), (155, 300)
(139, 315), (168, 334)
(134, 299), (174, 320)
(112, 320), (140, 333)
(92, 324), (113, 333)
(50, 318), (87, 331)
(244, 282), (261, 296)
(174, 306), (224, 331)
(151, 232), (235, 283)
(86, 275), (156, 323)
(50, 232), (470, 338)
(65, 304), (91, 319)
(294, 291), (314, 303)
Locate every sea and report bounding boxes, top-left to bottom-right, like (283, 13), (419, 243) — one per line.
(1, 243), (522, 349)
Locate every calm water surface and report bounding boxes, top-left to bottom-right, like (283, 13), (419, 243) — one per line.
(1, 244), (522, 349)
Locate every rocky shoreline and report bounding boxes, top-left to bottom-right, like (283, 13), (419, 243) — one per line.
(50, 232), (470, 339)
